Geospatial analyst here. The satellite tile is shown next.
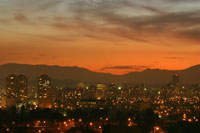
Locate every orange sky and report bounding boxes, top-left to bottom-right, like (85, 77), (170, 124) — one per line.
(0, 0), (200, 74)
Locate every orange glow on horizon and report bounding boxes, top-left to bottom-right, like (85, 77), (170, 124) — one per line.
(0, 0), (200, 75)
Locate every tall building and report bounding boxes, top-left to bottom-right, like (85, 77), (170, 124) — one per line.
(63, 88), (82, 110)
(82, 85), (97, 99)
(38, 74), (52, 108)
(0, 94), (6, 107)
(172, 74), (180, 86)
(96, 84), (107, 99)
(6, 74), (28, 107)
(18, 74), (28, 102)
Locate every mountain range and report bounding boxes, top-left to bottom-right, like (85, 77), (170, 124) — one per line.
(0, 63), (199, 87)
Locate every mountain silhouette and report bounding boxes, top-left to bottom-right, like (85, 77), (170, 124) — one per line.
(0, 63), (199, 87)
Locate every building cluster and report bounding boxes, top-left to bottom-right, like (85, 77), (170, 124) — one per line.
(0, 74), (199, 122)
(5, 74), (28, 108)
(0, 74), (53, 109)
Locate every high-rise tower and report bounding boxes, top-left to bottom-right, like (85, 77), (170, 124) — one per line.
(172, 74), (180, 86)
(6, 74), (28, 106)
(38, 74), (52, 108)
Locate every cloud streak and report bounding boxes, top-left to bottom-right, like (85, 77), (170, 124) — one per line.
(1, 0), (200, 43)
(165, 57), (184, 60)
(51, 0), (200, 43)
(14, 14), (28, 22)
(0, 0), (200, 74)
(101, 65), (149, 71)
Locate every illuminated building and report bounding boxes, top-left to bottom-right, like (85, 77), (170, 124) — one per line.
(38, 74), (52, 108)
(77, 82), (86, 89)
(0, 94), (6, 107)
(6, 74), (28, 107)
(77, 99), (105, 110)
(28, 86), (37, 99)
(52, 87), (63, 108)
(82, 85), (97, 99)
(171, 74), (181, 96)
(96, 84), (107, 99)
(17, 74), (28, 102)
(6, 74), (18, 106)
(63, 88), (82, 110)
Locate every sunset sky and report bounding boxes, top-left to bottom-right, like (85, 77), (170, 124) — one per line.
(0, 0), (200, 74)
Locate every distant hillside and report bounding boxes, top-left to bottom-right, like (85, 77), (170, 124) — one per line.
(0, 63), (120, 83)
(0, 63), (199, 86)
(123, 65), (200, 84)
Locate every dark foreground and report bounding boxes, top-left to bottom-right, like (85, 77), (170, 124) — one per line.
(0, 107), (199, 133)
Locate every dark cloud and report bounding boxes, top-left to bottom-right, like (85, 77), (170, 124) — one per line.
(29, 54), (57, 60)
(2, 0), (200, 43)
(65, 0), (200, 43)
(51, 22), (150, 43)
(51, 23), (72, 29)
(179, 29), (200, 41)
(14, 14), (28, 22)
(165, 57), (184, 59)
(165, 0), (199, 2)
(54, 17), (66, 22)
(83, 33), (117, 42)
(35, 0), (63, 11)
(101, 65), (149, 71)
(141, 6), (165, 14)
(42, 36), (72, 42)
(13, 0), (64, 12)
(97, 10), (200, 39)
(34, 34), (73, 42)
(40, 54), (46, 57)
(0, 18), (9, 24)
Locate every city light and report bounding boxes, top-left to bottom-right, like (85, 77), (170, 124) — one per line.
(0, 0), (199, 132)
(89, 122), (93, 126)
(0, 73), (199, 132)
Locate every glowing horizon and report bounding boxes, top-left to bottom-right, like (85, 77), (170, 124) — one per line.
(1, 62), (199, 75)
(0, 0), (200, 74)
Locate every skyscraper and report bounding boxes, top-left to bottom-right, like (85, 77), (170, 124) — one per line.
(6, 74), (28, 107)
(18, 74), (28, 102)
(38, 74), (52, 108)
(172, 74), (180, 86)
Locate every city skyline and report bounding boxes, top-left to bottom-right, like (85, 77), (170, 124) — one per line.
(0, 63), (199, 88)
(0, 1), (200, 132)
(0, 0), (200, 74)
